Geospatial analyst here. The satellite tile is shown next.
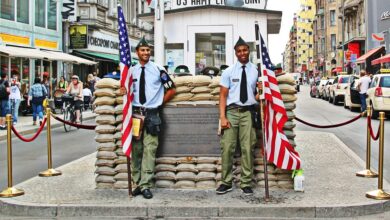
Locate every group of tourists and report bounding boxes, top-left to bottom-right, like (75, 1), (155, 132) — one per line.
(123, 36), (262, 199)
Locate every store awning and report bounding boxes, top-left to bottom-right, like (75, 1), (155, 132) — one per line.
(356, 46), (385, 64)
(0, 45), (97, 65)
(371, 54), (390, 65)
(75, 50), (119, 63)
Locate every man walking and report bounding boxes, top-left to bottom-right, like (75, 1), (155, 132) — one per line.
(357, 70), (371, 112)
(217, 37), (259, 196)
(0, 73), (10, 129)
(129, 37), (176, 199)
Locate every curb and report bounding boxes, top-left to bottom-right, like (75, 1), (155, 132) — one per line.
(0, 115), (96, 141)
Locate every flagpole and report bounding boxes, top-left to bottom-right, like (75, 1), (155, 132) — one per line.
(255, 21), (270, 201)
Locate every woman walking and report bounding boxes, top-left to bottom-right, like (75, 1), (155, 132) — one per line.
(28, 78), (47, 125)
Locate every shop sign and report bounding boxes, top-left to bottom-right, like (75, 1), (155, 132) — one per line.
(381, 10), (390, 21)
(87, 30), (119, 54)
(62, 0), (77, 22)
(171, 0), (266, 10)
(0, 33), (30, 46)
(69, 25), (88, 49)
(35, 39), (58, 49)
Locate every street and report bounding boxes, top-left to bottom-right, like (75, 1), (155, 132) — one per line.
(0, 121), (96, 190)
(295, 85), (390, 182)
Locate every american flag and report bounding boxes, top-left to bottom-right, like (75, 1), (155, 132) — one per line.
(259, 32), (301, 170)
(118, 5), (134, 157)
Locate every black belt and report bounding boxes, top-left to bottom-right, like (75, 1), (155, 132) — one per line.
(133, 106), (159, 116)
(226, 104), (255, 113)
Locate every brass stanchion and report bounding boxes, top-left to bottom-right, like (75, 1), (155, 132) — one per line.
(356, 106), (378, 178)
(39, 108), (61, 177)
(0, 114), (24, 197)
(366, 112), (390, 200)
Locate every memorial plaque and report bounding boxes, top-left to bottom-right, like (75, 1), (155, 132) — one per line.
(158, 106), (221, 156)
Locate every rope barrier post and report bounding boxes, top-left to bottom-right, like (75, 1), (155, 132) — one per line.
(366, 112), (390, 200)
(0, 114), (24, 197)
(39, 108), (61, 177)
(356, 106), (378, 178)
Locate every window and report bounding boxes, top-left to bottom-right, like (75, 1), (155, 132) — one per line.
(320, 15), (325, 29)
(35, 0), (46, 27)
(321, 38), (325, 52)
(195, 33), (225, 75)
(1, 0), (15, 20)
(47, 0), (57, 30)
(303, 50), (306, 54)
(308, 6), (312, 10)
(17, 0), (29, 23)
(330, 10), (336, 26)
(331, 34), (336, 51)
(309, 44), (313, 48)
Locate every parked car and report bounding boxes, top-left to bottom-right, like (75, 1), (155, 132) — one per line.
(329, 74), (351, 105)
(318, 79), (329, 99)
(324, 78), (335, 101)
(366, 71), (390, 118)
(344, 75), (361, 111)
(310, 81), (320, 98)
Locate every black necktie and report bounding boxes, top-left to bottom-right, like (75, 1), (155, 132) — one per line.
(139, 66), (146, 105)
(240, 65), (248, 104)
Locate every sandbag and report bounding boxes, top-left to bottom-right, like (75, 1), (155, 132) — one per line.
(210, 87), (220, 95)
(97, 142), (117, 151)
(195, 164), (216, 172)
(170, 93), (193, 102)
(197, 157), (218, 164)
(114, 104), (123, 114)
(116, 96), (123, 104)
(191, 86), (212, 94)
(176, 86), (193, 94)
(115, 115), (123, 124)
(114, 172), (128, 181)
(277, 180), (294, 189)
(95, 105), (115, 115)
(283, 121), (296, 130)
(284, 102), (296, 111)
(196, 172), (216, 181)
(176, 164), (197, 173)
(95, 166), (116, 176)
(189, 93), (213, 101)
(95, 125), (116, 134)
(94, 88), (116, 97)
(116, 140), (122, 147)
(284, 130), (296, 139)
(196, 180), (216, 189)
(114, 89), (122, 96)
(95, 134), (115, 143)
(96, 182), (114, 189)
(216, 165), (222, 172)
(191, 75), (212, 87)
(276, 174), (292, 181)
(113, 181), (128, 189)
(114, 156), (127, 164)
(174, 180), (195, 189)
(95, 175), (115, 183)
(96, 151), (117, 160)
(95, 115), (116, 125)
(155, 171), (176, 180)
(95, 159), (115, 167)
(208, 76), (221, 88)
(276, 74), (295, 86)
(94, 97), (116, 106)
(176, 172), (196, 181)
(95, 78), (120, 89)
(278, 84), (296, 94)
(155, 164), (176, 172)
(288, 139), (297, 147)
(114, 164), (128, 173)
(113, 131), (122, 140)
(176, 157), (197, 164)
(215, 173), (222, 181)
(172, 76), (194, 87)
(115, 148), (125, 156)
(155, 180), (175, 188)
(286, 111), (295, 120)
(282, 94), (297, 103)
(156, 157), (177, 165)
(116, 123), (122, 132)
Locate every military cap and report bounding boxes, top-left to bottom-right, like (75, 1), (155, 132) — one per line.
(174, 65), (192, 76)
(136, 36), (150, 49)
(234, 36), (250, 50)
(201, 66), (219, 76)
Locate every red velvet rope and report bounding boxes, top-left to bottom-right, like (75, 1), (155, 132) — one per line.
(295, 113), (363, 129)
(367, 115), (380, 141)
(11, 118), (47, 142)
(50, 113), (97, 130)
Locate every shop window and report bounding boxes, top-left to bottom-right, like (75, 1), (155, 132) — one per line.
(17, 0), (29, 23)
(21, 58), (29, 96)
(0, 56), (9, 76)
(1, 0), (15, 20)
(47, 0), (57, 30)
(195, 33), (226, 75)
(35, 0), (46, 27)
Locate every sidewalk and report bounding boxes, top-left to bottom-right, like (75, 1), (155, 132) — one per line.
(0, 110), (97, 141)
(0, 131), (389, 219)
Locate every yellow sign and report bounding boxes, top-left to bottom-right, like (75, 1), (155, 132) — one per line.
(380, 69), (390, 73)
(0, 33), (30, 45)
(35, 39), (58, 49)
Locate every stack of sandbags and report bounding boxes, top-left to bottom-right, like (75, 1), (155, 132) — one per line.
(170, 75), (218, 102)
(93, 78), (121, 189)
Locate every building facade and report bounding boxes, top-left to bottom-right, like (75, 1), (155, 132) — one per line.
(283, 16), (298, 73)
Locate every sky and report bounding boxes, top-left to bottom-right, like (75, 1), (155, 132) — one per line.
(267, 0), (300, 65)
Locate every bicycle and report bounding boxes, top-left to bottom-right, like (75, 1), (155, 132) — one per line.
(62, 94), (83, 132)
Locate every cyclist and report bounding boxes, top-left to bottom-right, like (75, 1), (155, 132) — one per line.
(65, 75), (83, 123)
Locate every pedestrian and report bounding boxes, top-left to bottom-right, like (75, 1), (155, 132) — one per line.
(0, 73), (10, 129)
(66, 75), (83, 123)
(93, 72), (101, 82)
(9, 75), (21, 125)
(87, 73), (96, 95)
(57, 76), (68, 91)
(217, 37), (259, 196)
(28, 78), (47, 126)
(42, 76), (50, 98)
(357, 70), (371, 112)
(82, 83), (92, 110)
(124, 37), (176, 199)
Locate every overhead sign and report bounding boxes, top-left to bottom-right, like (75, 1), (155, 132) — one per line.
(0, 33), (29, 46)
(87, 30), (119, 54)
(35, 39), (58, 49)
(171, 0), (266, 10)
(62, 0), (77, 21)
(372, 33), (385, 42)
(69, 25), (87, 49)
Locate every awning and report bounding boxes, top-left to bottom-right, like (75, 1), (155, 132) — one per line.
(75, 50), (119, 63)
(356, 46), (385, 64)
(0, 45), (97, 65)
(371, 54), (390, 65)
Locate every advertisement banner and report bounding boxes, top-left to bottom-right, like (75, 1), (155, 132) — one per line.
(69, 25), (87, 49)
(170, 0), (266, 10)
